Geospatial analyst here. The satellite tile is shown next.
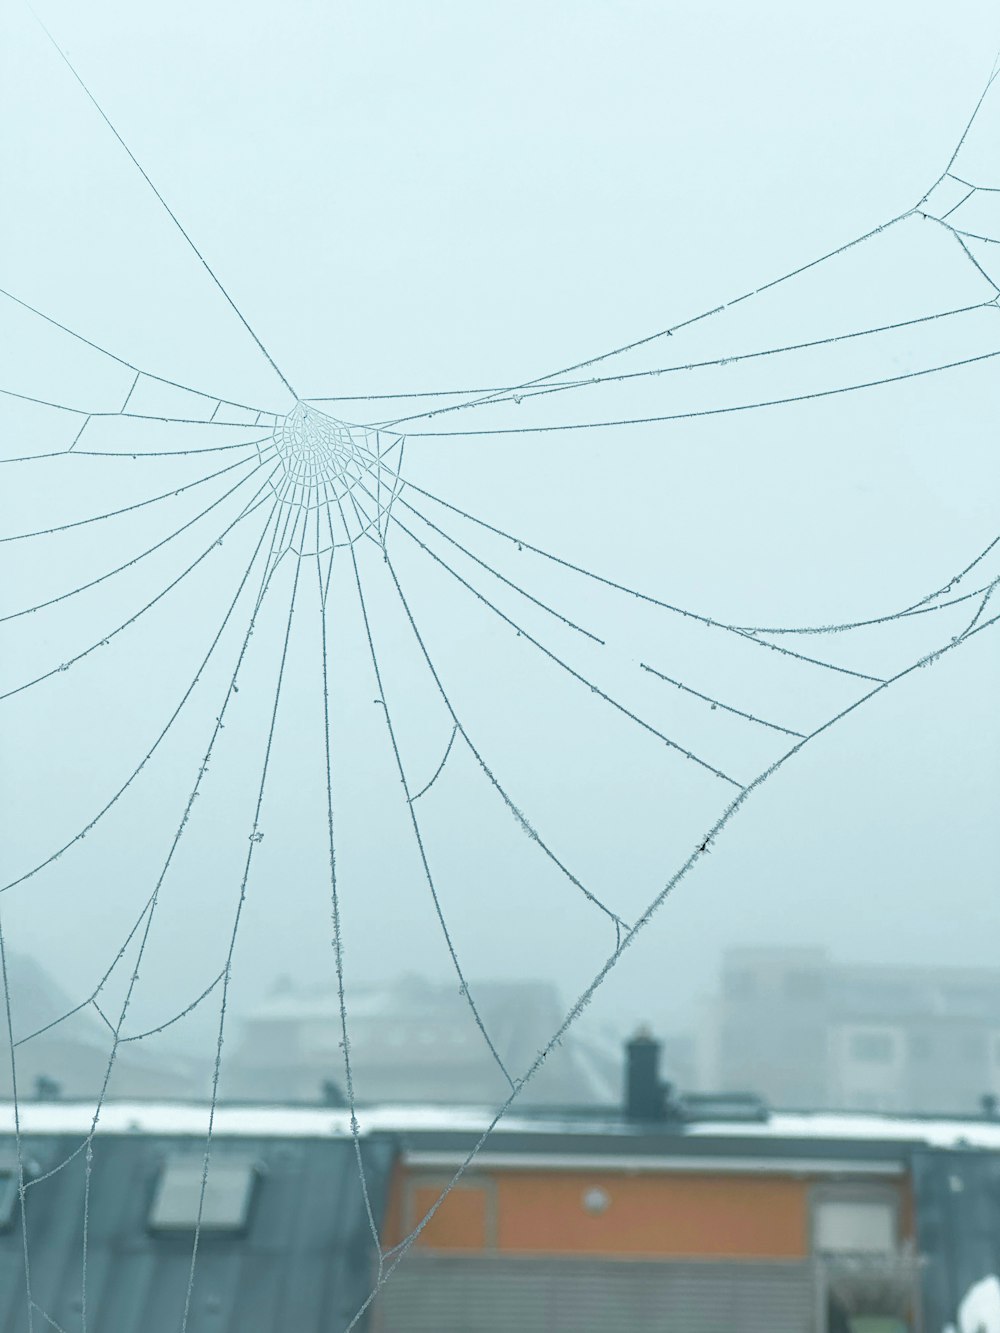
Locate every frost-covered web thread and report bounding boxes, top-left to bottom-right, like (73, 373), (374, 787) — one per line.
(1, 13), (999, 1333)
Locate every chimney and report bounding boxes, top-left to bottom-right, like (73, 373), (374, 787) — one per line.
(625, 1027), (672, 1122)
(34, 1075), (61, 1102)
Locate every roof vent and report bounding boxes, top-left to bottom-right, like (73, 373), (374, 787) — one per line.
(678, 1092), (769, 1123)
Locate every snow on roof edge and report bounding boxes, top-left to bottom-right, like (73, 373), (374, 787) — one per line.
(0, 1102), (999, 1150)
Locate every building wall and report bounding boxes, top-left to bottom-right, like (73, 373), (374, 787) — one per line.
(385, 1161), (912, 1258)
(388, 1168), (812, 1259)
(379, 1157), (914, 1333)
(226, 977), (603, 1105)
(706, 947), (1000, 1114)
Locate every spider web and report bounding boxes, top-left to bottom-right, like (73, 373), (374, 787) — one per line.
(1, 11), (999, 1333)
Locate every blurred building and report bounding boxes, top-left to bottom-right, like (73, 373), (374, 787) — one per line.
(0, 952), (203, 1102)
(0, 1034), (999, 1331)
(225, 974), (611, 1107)
(699, 946), (1000, 1115)
(377, 1036), (1000, 1333)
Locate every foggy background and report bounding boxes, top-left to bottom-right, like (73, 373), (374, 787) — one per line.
(0, 0), (998, 1107)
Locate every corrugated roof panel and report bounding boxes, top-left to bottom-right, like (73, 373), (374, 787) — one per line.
(0, 1132), (393, 1333)
(914, 1147), (1000, 1332)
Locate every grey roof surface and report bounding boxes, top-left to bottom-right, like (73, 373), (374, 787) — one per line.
(1, 1098), (999, 1332)
(0, 1131), (394, 1333)
(0, 954), (203, 1103)
(914, 1147), (1000, 1332)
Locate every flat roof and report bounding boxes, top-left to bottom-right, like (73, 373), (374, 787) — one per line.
(1, 1101), (999, 1155)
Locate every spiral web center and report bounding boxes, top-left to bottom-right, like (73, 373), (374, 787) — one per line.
(262, 403), (404, 553)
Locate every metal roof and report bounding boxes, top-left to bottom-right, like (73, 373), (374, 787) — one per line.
(0, 1129), (393, 1333)
(1, 1100), (1000, 1330)
(914, 1146), (1000, 1331)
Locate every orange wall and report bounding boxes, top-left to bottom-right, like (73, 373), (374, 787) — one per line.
(497, 1171), (808, 1258)
(411, 1183), (489, 1250)
(381, 1159), (405, 1252)
(388, 1168), (813, 1259)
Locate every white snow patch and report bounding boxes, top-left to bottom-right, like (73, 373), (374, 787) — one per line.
(955, 1275), (1000, 1333)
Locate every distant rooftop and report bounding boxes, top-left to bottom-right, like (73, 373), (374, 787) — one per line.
(228, 974), (608, 1107)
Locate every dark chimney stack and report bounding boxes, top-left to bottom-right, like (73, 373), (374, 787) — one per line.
(624, 1027), (674, 1123)
(34, 1075), (61, 1102)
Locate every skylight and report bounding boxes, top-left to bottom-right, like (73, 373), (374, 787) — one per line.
(148, 1157), (258, 1233)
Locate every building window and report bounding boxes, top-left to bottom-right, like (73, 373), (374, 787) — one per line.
(784, 971), (823, 1001)
(849, 1032), (896, 1064)
(815, 1189), (915, 1329)
(149, 1157), (258, 1232)
(814, 1198), (896, 1255)
(909, 1032), (931, 1060)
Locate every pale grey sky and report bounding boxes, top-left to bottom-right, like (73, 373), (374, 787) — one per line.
(0, 1), (998, 1080)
